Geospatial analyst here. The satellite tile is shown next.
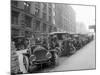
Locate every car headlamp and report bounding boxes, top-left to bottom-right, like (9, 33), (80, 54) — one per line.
(29, 55), (36, 62)
(46, 52), (52, 59)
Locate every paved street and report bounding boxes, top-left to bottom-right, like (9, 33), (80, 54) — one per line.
(41, 40), (96, 72)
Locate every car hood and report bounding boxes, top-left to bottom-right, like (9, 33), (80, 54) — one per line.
(33, 49), (50, 61)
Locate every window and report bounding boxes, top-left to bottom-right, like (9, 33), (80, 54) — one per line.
(49, 15), (52, 22)
(35, 8), (40, 17)
(54, 27), (57, 32)
(11, 11), (19, 25)
(49, 26), (52, 33)
(34, 2), (40, 17)
(25, 15), (32, 27)
(35, 20), (40, 31)
(43, 23), (47, 32)
(48, 7), (52, 15)
(35, 2), (40, 8)
(42, 12), (47, 20)
(48, 3), (52, 7)
(25, 31), (32, 38)
(53, 18), (55, 24)
(11, 29), (19, 37)
(24, 2), (31, 13)
(11, 1), (18, 7)
(42, 3), (47, 12)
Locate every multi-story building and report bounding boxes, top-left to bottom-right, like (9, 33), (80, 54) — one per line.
(11, 0), (57, 38)
(54, 3), (76, 33)
(76, 22), (88, 34)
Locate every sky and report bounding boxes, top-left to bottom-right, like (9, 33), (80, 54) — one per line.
(70, 5), (95, 31)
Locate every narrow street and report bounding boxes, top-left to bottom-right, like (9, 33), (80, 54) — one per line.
(41, 40), (95, 72)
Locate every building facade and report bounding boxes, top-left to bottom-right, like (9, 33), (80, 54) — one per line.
(54, 3), (76, 33)
(11, 0), (57, 38)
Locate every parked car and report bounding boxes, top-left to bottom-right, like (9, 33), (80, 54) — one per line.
(79, 34), (89, 46)
(12, 35), (60, 73)
(72, 34), (83, 50)
(20, 44), (59, 73)
(87, 33), (94, 42)
(61, 38), (76, 56)
(49, 32), (70, 52)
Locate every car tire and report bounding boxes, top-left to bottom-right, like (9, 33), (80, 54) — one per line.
(70, 45), (76, 55)
(52, 53), (59, 66)
(28, 65), (37, 73)
(23, 55), (29, 73)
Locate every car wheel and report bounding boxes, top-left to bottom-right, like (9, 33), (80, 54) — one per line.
(23, 55), (29, 72)
(28, 65), (37, 73)
(70, 45), (76, 54)
(52, 53), (59, 66)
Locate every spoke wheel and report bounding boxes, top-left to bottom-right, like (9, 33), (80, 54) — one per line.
(23, 55), (29, 72)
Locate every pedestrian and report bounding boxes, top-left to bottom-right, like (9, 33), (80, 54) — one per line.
(29, 35), (35, 47)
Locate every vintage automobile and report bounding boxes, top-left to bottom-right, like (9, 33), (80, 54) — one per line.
(71, 34), (83, 50)
(11, 36), (30, 73)
(87, 33), (94, 43)
(78, 34), (89, 46)
(49, 32), (70, 50)
(26, 45), (59, 73)
(18, 45), (59, 73)
(49, 32), (77, 56)
(12, 36), (59, 73)
(61, 38), (76, 56)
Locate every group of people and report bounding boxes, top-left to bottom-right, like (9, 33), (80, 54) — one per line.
(11, 34), (59, 51)
(12, 33), (80, 56)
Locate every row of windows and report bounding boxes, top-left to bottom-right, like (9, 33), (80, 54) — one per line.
(12, 26), (53, 38)
(11, 28), (32, 38)
(11, 1), (53, 23)
(11, 11), (52, 33)
(34, 20), (48, 33)
(11, 11), (32, 27)
(11, 26), (53, 38)
(12, 25), (53, 38)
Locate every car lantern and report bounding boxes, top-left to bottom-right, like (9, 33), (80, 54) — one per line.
(46, 52), (52, 59)
(29, 55), (36, 62)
